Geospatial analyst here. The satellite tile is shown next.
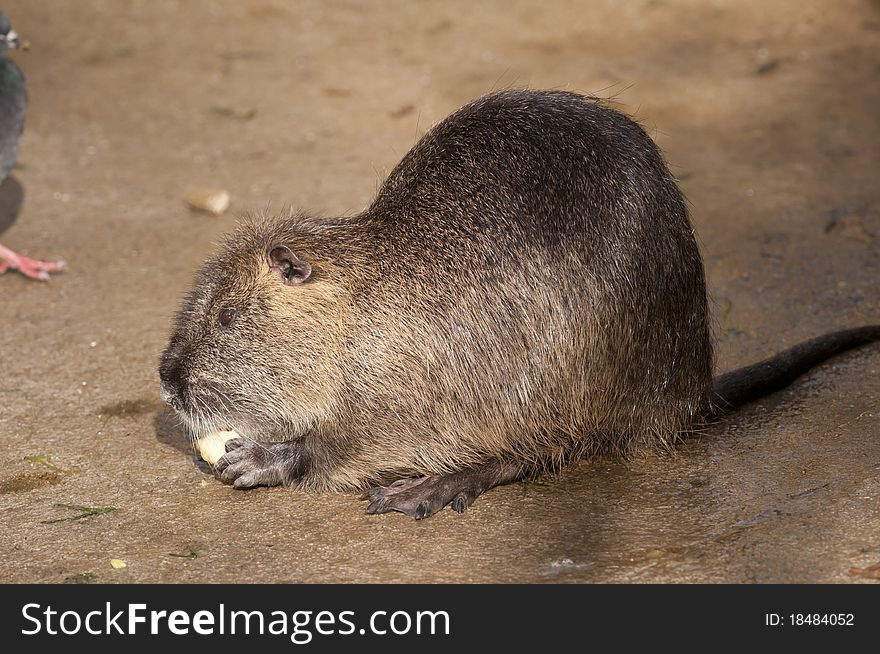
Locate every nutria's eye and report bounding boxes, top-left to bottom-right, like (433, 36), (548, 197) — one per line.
(219, 307), (237, 327)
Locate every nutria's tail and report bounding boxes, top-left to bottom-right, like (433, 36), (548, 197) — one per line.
(709, 325), (880, 417)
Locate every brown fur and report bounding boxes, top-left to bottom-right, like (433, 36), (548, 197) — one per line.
(161, 90), (713, 493)
(160, 89), (876, 510)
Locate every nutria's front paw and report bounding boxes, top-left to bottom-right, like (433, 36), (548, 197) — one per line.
(214, 439), (305, 489)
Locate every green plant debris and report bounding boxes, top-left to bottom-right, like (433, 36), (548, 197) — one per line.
(64, 572), (98, 584)
(167, 548), (199, 560)
(210, 106), (257, 120)
(41, 504), (117, 524)
(24, 455), (69, 474)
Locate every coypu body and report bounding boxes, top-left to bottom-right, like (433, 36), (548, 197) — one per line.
(160, 89), (880, 518)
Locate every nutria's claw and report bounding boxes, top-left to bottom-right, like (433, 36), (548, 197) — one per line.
(225, 437), (245, 452)
(359, 476), (428, 502)
(214, 441), (246, 472)
(364, 497), (392, 514)
(451, 492), (474, 514)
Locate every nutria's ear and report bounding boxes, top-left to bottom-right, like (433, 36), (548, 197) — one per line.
(268, 245), (312, 285)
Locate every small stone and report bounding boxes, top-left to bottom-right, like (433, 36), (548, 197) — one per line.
(184, 187), (231, 215)
(110, 559), (127, 569)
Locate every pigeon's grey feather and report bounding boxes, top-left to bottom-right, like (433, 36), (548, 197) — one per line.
(0, 54), (26, 182)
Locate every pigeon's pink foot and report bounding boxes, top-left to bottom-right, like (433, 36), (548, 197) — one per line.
(0, 243), (65, 281)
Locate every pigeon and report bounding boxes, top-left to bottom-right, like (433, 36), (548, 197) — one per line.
(0, 11), (64, 280)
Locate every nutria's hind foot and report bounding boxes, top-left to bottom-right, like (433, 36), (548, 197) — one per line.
(361, 460), (525, 519)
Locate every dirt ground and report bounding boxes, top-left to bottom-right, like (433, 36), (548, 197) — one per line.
(1, 0), (878, 584)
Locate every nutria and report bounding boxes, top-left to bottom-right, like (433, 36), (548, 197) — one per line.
(159, 89), (880, 519)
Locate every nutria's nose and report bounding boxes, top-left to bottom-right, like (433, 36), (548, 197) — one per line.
(159, 357), (188, 411)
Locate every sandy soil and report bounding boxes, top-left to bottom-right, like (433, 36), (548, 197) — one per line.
(1, 0), (878, 583)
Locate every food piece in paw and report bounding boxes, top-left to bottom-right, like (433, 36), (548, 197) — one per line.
(196, 430), (240, 465)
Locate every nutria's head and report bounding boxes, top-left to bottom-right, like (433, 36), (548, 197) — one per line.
(159, 214), (346, 444)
